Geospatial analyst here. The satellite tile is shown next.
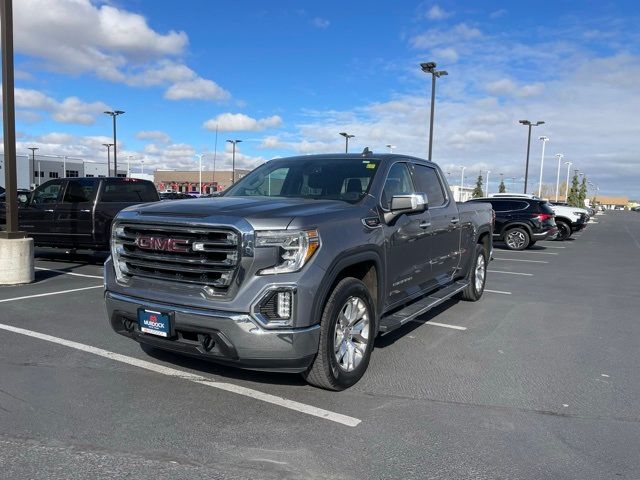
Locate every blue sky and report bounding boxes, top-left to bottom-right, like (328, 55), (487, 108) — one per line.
(6, 0), (640, 196)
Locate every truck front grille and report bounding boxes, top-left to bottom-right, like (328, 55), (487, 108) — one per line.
(112, 223), (240, 289)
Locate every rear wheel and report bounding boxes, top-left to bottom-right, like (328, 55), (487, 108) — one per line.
(503, 227), (530, 250)
(460, 244), (487, 301)
(555, 220), (572, 241)
(303, 277), (375, 391)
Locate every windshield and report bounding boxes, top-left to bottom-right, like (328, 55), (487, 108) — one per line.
(223, 158), (380, 203)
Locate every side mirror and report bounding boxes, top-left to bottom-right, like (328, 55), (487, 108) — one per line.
(384, 193), (428, 223)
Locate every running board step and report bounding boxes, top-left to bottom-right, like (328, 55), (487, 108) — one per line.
(378, 281), (468, 334)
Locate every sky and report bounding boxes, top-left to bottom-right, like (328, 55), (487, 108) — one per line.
(3, 0), (640, 197)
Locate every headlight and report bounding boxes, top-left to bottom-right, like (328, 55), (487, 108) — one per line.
(256, 229), (320, 275)
(573, 211), (584, 216)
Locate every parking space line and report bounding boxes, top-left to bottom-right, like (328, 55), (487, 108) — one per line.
(485, 289), (512, 295)
(493, 258), (549, 264)
(0, 323), (361, 428)
(541, 245), (566, 249)
(0, 285), (103, 303)
(35, 267), (103, 280)
(498, 251), (558, 255)
(421, 321), (467, 330)
(488, 270), (533, 276)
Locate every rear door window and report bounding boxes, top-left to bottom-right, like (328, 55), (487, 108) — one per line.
(62, 179), (97, 203)
(412, 164), (446, 207)
(489, 200), (512, 212)
(100, 180), (158, 202)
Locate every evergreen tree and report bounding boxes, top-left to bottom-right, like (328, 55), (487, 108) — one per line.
(578, 177), (588, 206)
(472, 173), (484, 198)
(499, 178), (506, 193)
(567, 172), (580, 206)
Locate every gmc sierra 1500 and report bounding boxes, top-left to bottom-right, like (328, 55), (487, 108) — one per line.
(105, 153), (493, 390)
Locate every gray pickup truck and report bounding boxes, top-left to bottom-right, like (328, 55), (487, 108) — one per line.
(105, 153), (493, 390)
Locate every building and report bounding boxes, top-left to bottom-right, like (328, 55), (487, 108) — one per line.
(596, 196), (630, 210)
(154, 169), (251, 194)
(449, 185), (475, 202)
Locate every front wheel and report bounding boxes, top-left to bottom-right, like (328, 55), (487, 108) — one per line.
(460, 244), (487, 301)
(503, 227), (530, 250)
(555, 221), (572, 241)
(303, 277), (375, 391)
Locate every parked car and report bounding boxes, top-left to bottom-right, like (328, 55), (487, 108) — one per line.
(104, 153), (494, 390)
(160, 192), (194, 200)
(0, 187), (32, 203)
(468, 196), (557, 250)
(0, 177), (159, 250)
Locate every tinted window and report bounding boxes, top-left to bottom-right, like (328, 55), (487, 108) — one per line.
(382, 163), (414, 209)
(511, 201), (529, 211)
(62, 179), (97, 203)
(101, 180), (159, 203)
(32, 181), (63, 204)
(412, 164), (446, 207)
(488, 200), (512, 212)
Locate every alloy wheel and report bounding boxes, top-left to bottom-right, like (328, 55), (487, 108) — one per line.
(506, 230), (526, 249)
(474, 254), (486, 293)
(333, 296), (370, 372)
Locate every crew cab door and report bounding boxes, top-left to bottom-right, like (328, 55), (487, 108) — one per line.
(380, 162), (433, 306)
(20, 180), (64, 244)
(411, 163), (461, 286)
(53, 178), (98, 246)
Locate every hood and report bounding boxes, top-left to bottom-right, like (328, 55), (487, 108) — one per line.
(128, 196), (357, 230)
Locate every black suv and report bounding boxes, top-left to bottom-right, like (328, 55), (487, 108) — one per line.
(467, 197), (557, 250)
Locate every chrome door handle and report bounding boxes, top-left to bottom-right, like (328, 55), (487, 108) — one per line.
(44, 209), (54, 212)
(80, 209), (91, 213)
(450, 217), (460, 224)
(419, 221), (431, 229)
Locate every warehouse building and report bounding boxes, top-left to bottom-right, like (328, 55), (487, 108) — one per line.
(154, 169), (251, 194)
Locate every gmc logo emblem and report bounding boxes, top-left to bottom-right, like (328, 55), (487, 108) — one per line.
(135, 236), (190, 253)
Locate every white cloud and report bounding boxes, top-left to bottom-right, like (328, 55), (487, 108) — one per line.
(311, 17), (330, 29)
(13, 0), (228, 102)
(136, 130), (172, 144)
(434, 47), (459, 63)
(489, 9), (507, 19)
(426, 5), (451, 20)
(203, 113), (283, 132)
(410, 23), (482, 50)
(485, 78), (545, 97)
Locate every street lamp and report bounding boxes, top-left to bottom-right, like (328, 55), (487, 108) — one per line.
(102, 143), (114, 176)
(104, 110), (125, 176)
(518, 119), (545, 193)
(339, 132), (354, 153)
(196, 154), (204, 194)
(226, 139), (242, 184)
(511, 176), (516, 191)
(420, 61), (448, 161)
(554, 153), (564, 202)
(140, 159), (145, 175)
(126, 155), (132, 177)
(564, 161), (572, 202)
(485, 170), (490, 196)
(28, 147), (38, 186)
(537, 136), (549, 197)
(385, 144), (396, 153)
(459, 166), (466, 202)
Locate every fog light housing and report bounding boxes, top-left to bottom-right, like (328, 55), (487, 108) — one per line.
(254, 287), (296, 328)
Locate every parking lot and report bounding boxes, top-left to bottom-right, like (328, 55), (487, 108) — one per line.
(1, 211), (639, 479)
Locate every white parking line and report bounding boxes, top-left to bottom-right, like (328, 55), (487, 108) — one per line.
(0, 285), (103, 303)
(485, 289), (512, 295)
(493, 258), (549, 264)
(0, 323), (361, 428)
(488, 270), (533, 276)
(541, 245), (566, 249)
(498, 251), (558, 255)
(424, 321), (467, 331)
(35, 267), (103, 279)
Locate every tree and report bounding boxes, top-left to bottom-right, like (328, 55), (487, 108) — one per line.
(499, 178), (506, 193)
(472, 173), (484, 198)
(578, 177), (588, 206)
(567, 172), (580, 206)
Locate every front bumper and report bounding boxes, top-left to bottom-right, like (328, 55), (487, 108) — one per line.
(105, 291), (320, 373)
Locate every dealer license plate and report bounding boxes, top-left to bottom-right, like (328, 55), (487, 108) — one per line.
(137, 309), (171, 337)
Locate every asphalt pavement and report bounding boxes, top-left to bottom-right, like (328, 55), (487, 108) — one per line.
(1, 211), (639, 479)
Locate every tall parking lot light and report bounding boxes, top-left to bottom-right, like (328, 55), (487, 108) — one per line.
(554, 153), (564, 202)
(339, 132), (354, 153)
(564, 161), (572, 202)
(537, 136), (549, 198)
(104, 110), (125, 176)
(385, 144), (396, 153)
(459, 166), (466, 201)
(226, 139), (242, 184)
(196, 154), (204, 194)
(28, 146), (38, 185)
(485, 171), (490, 196)
(421, 62), (448, 161)
(518, 120), (545, 193)
(102, 143), (114, 176)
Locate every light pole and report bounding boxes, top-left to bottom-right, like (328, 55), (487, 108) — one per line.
(511, 176), (516, 191)
(485, 170), (490, 196)
(37, 160), (41, 185)
(196, 154), (204, 194)
(420, 62), (448, 161)
(226, 139), (242, 184)
(339, 132), (354, 153)
(554, 153), (563, 202)
(104, 110), (124, 176)
(564, 161), (572, 202)
(459, 166), (466, 202)
(385, 144), (396, 153)
(127, 155), (132, 177)
(63, 156), (68, 177)
(140, 159), (145, 175)
(518, 120), (545, 193)
(537, 136), (549, 198)
(102, 143), (114, 176)
(28, 147), (38, 186)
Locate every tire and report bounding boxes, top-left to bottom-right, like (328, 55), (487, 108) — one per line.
(303, 277), (375, 391)
(460, 244), (487, 301)
(525, 241), (537, 249)
(555, 220), (572, 241)
(503, 227), (530, 250)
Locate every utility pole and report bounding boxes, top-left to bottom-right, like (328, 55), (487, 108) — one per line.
(104, 110), (124, 176)
(518, 120), (545, 193)
(339, 132), (354, 153)
(421, 62), (448, 161)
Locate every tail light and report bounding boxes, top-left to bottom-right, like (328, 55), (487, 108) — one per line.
(532, 213), (553, 221)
